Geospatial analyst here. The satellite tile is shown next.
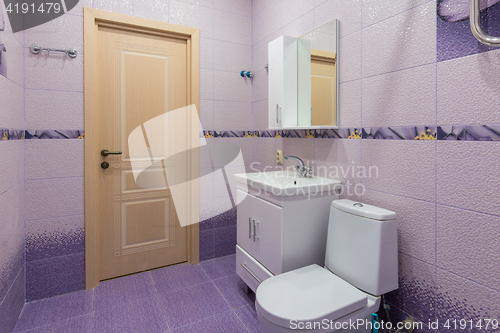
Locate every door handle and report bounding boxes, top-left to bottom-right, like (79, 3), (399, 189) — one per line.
(249, 218), (252, 238)
(101, 149), (122, 156)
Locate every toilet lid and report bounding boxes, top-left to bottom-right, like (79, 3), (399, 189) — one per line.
(256, 264), (368, 328)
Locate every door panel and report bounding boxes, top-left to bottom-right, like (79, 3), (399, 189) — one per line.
(236, 190), (254, 255)
(252, 196), (283, 275)
(97, 26), (188, 280)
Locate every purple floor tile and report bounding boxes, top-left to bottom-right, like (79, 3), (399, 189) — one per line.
(234, 304), (264, 333)
(26, 252), (85, 301)
(14, 289), (93, 332)
(0, 268), (25, 333)
(151, 263), (210, 294)
(172, 310), (248, 333)
(92, 296), (168, 333)
(93, 270), (156, 311)
(160, 281), (231, 329)
(213, 274), (255, 309)
(200, 254), (236, 280)
(51, 313), (92, 333)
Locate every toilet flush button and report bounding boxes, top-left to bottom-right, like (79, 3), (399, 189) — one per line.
(353, 203), (363, 207)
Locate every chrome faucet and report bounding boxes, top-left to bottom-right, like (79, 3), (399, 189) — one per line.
(284, 155), (312, 178)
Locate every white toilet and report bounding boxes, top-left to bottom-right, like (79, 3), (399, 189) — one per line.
(255, 199), (398, 333)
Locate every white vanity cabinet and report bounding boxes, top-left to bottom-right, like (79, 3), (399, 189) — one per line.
(236, 187), (339, 293)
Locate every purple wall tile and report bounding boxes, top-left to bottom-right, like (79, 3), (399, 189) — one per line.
(26, 215), (85, 262)
(151, 263), (210, 294)
(14, 289), (93, 332)
(234, 304), (265, 333)
(213, 274), (254, 309)
(214, 225), (237, 258)
(200, 229), (215, 261)
(0, 227), (24, 303)
(25, 177), (84, 221)
(0, 184), (24, 250)
(0, 267), (25, 333)
(26, 252), (85, 301)
(437, 205), (500, 289)
(436, 268), (500, 332)
(200, 254), (236, 280)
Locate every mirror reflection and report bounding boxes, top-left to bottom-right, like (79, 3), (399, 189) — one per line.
(300, 19), (339, 127)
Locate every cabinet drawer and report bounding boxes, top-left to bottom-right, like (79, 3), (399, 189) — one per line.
(236, 245), (273, 293)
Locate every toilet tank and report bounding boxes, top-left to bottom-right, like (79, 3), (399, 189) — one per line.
(325, 199), (398, 296)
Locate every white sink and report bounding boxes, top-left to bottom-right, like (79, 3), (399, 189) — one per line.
(234, 170), (341, 196)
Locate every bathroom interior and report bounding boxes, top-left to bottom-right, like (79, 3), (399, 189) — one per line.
(1, 0), (500, 332)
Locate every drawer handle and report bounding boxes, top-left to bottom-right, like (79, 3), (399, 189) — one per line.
(253, 220), (259, 242)
(240, 263), (262, 284)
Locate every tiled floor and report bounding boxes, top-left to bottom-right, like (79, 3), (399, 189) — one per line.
(13, 254), (264, 333)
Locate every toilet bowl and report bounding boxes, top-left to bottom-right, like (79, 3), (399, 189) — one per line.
(255, 199), (398, 332)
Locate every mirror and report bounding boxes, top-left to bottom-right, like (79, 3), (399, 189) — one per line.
(300, 19), (339, 128)
(267, 20), (339, 130)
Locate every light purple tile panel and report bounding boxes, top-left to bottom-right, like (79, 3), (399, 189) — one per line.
(363, 189), (436, 264)
(361, 2), (436, 78)
(281, 0), (315, 28)
(25, 177), (84, 221)
(214, 0), (252, 16)
(252, 0), (281, 43)
(313, 138), (362, 185)
(0, 267), (25, 333)
(437, 141), (500, 215)
(0, 141), (24, 195)
(339, 31), (361, 83)
(437, 48), (500, 126)
(92, 0), (134, 16)
(338, 80), (362, 128)
(25, 51), (83, 92)
(66, 0), (93, 16)
(1, 33), (24, 88)
(313, 0), (362, 37)
(361, 0), (430, 28)
(0, 76), (24, 128)
(362, 63), (437, 127)
(25, 90), (84, 130)
(169, 1), (214, 38)
(0, 184), (24, 250)
(214, 101), (252, 131)
(213, 70), (252, 102)
(282, 137), (314, 169)
(25, 140), (84, 180)
(213, 41), (251, 72)
(437, 205), (500, 290)
(24, 14), (83, 52)
(213, 10), (252, 45)
(132, 0), (169, 22)
(281, 11), (314, 38)
(362, 140), (436, 202)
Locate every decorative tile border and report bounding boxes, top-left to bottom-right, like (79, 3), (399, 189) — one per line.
(1, 129), (25, 141)
(25, 130), (84, 140)
(203, 124), (500, 141)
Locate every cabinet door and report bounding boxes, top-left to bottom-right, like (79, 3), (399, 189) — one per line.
(268, 36), (283, 129)
(236, 190), (254, 254)
(252, 196), (283, 275)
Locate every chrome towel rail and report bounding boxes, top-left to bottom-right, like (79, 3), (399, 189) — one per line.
(30, 43), (78, 58)
(470, 0), (500, 47)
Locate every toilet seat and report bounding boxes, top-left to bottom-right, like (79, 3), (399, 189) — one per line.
(255, 264), (369, 329)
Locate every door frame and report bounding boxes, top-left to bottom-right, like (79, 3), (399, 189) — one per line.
(83, 7), (200, 289)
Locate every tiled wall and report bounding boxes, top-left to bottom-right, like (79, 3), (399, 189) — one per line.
(250, 0), (500, 330)
(0, 7), (26, 333)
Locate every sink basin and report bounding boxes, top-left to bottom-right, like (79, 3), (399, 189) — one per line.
(234, 170), (341, 196)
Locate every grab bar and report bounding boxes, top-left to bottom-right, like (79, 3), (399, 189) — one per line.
(470, 0), (500, 47)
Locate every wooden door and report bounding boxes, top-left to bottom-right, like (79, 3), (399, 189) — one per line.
(95, 24), (188, 280)
(311, 50), (337, 127)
